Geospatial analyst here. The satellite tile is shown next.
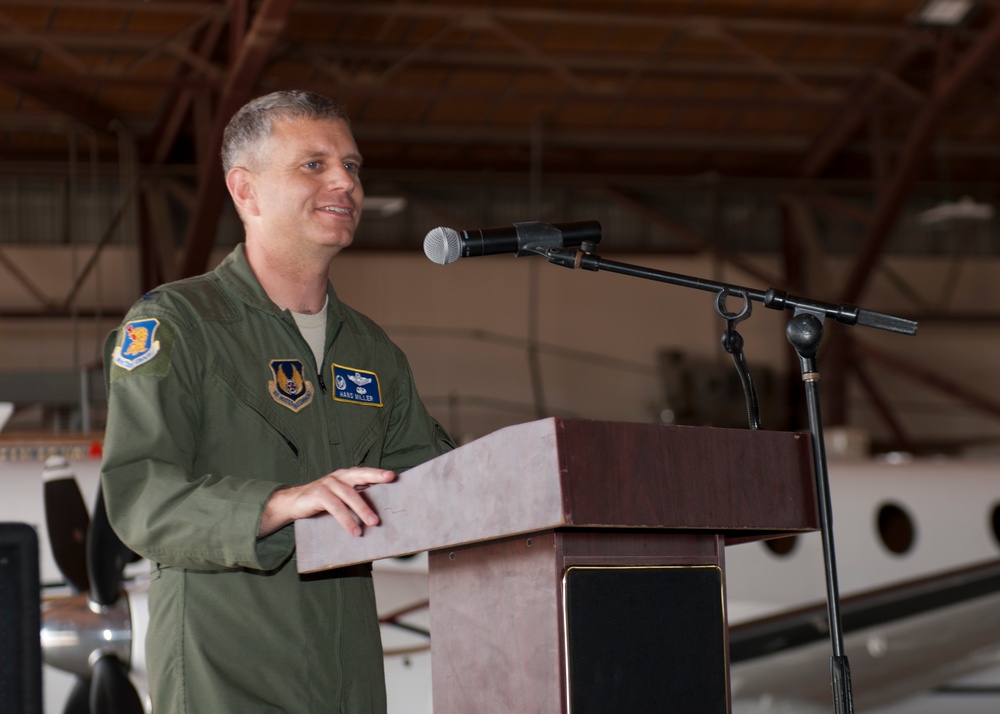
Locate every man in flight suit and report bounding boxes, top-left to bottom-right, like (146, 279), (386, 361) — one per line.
(101, 90), (454, 712)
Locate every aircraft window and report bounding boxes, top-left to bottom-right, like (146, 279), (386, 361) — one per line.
(990, 504), (1000, 548)
(762, 535), (798, 557)
(877, 503), (916, 555)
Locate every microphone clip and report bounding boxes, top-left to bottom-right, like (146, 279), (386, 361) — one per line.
(513, 220), (600, 258)
(538, 245), (601, 271)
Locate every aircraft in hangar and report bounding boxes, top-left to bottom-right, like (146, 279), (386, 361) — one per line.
(2, 404), (1000, 714)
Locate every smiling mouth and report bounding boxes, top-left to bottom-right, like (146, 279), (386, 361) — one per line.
(321, 206), (352, 216)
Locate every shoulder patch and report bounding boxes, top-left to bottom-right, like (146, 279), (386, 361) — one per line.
(108, 317), (176, 380)
(112, 318), (162, 370)
(332, 363), (383, 407)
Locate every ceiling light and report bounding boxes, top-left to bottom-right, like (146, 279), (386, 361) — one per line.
(0, 402), (12, 433)
(364, 196), (407, 217)
(916, 195), (994, 227)
(912, 0), (978, 27)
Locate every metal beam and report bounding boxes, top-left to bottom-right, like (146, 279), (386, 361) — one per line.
(601, 185), (783, 287)
(0, 8), (89, 73)
(0, 34), (893, 85)
(0, 70), (214, 91)
(710, 24), (826, 100)
(144, 12), (228, 163)
(294, 3), (933, 40)
(303, 45), (875, 79)
(177, 0), (297, 279)
(58, 188), (135, 311)
(0, 51), (119, 135)
(0, 68), (853, 106)
(840, 14), (1000, 305)
(854, 340), (1000, 424)
(0, 309), (123, 320)
(799, 36), (928, 179)
(0, 247), (53, 310)
(349, 124), (812, 152)
(850, 357), (916, 453)
(13, 1), (220, 12)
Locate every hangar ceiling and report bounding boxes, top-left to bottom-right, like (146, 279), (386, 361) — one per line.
(2, 0), (1000, 178)
(3, 0), (1000, 450)
(4, 2), (1000, 267)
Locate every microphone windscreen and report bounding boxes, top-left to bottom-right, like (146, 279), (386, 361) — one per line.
(423, 226), (462, 265)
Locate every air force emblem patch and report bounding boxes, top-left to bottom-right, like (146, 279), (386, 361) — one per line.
(332, 363), (383, 407)
(112, 318), (162, 370)
(268, 359), (315, 412)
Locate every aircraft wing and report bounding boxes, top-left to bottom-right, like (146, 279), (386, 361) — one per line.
(730, 559), (1000, 711)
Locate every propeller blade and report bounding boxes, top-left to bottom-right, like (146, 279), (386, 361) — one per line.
(43, 456), (91, 593)
(90, 655), (144, 714)
(64, 678), (91, 714)
(87, 487), (134, 607)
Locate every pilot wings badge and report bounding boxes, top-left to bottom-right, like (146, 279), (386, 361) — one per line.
(331, 363), (383, 407)
(268, 359), (315, 412)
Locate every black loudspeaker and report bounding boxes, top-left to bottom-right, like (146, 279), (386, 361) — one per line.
(564, 565), (728, 714)
(0, 522), (43, 714)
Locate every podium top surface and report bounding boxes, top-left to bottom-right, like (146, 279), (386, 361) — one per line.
(295, 418), (817, 573)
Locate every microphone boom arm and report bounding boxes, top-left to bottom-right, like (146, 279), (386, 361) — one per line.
(541, 247), (917, 336)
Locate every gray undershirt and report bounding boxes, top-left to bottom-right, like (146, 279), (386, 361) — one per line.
(290, 296), (328, 371)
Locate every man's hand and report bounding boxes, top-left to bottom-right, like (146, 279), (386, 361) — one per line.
(258, 467), (395, 538)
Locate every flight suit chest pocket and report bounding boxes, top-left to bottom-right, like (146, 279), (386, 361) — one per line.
(334, 400), (389, 468)
(206, 365), (302, 465)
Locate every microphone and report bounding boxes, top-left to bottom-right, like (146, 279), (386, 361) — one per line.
(423, 220), (602, 265)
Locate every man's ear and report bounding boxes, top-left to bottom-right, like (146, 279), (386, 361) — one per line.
(226, 167), (260, 217)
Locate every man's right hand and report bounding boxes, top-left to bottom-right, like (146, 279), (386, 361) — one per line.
(258, 467), (396, 538)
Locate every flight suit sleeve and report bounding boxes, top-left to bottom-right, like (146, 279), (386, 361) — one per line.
(100, 309), (293, 572)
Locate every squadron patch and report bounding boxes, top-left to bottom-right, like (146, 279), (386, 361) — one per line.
(331, 363), (383, 407)
(268, 360), (315, 412)
(112, 318), (162, 371)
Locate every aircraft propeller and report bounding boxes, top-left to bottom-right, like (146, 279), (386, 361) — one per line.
(42, 457), (91, 593)
(41, 455), (145, 714)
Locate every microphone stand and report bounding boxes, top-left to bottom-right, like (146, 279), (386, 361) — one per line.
(538, 244), (917, 714)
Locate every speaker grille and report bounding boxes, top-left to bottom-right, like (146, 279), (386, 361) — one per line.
(564, 565), (728, 714)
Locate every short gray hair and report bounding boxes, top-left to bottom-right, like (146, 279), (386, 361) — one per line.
(221, 90), (350, 173)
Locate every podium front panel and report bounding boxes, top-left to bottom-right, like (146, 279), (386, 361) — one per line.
(429, 533), (564, 713)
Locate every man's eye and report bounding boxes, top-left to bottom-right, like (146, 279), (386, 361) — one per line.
(345, 162), (361, 174)
(305, 161), (321, 170)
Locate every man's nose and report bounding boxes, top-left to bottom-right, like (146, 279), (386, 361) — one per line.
(326, 164), (358, 191)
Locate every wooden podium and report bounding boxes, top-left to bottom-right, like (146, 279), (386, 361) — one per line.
(295, 418), (817, 713)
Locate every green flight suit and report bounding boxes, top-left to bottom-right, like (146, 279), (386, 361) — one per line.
(101, 245), (454, 713)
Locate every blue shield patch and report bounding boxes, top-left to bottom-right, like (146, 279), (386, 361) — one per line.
(268, 360), (315, 412)
(332, 364), (383, 407)
(112, 318), (161, 371)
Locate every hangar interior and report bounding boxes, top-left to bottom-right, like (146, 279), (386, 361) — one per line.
(2, 0), (1000, 453)
(6, 4), (1000, 714)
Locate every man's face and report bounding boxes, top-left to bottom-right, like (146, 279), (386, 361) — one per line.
(242, 116), (364, 253)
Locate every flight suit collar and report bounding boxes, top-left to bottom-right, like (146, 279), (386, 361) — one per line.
(214, 244), (344, 322)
